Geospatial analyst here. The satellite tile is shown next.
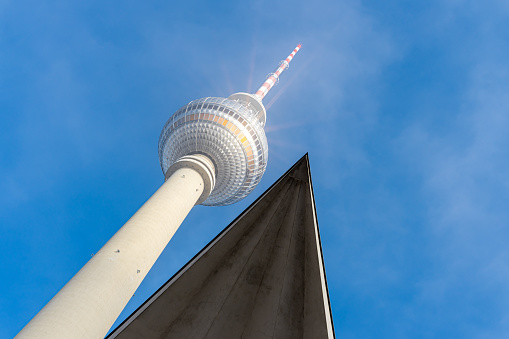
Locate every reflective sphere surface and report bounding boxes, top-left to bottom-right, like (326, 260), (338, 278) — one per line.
(158, 97), (268, 206)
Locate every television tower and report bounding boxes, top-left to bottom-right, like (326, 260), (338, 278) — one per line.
(16, 44), (301, 339)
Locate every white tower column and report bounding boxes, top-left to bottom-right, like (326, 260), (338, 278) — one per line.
(15, 44), (302, 339)
(16, 155), (215, 339)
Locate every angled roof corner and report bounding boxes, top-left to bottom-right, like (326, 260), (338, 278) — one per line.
(108, 154), (335, 339)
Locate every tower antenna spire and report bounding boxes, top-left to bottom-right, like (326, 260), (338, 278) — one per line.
(254, 44), (301, 101)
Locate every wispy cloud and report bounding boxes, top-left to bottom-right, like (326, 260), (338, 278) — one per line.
(397, 39), (509, 339)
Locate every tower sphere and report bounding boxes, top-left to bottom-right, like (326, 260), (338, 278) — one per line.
(158, 93), (268, 206)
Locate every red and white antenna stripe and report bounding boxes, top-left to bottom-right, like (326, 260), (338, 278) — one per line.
(254, 44), (301, 101)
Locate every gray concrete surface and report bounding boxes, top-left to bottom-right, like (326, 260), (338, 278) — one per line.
(108, 154), (335, 339)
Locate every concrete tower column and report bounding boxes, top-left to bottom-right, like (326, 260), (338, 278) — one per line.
(15, 44), (302, 339)
(16, 154), (215, 339)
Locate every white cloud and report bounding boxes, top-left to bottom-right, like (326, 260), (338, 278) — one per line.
(397, 34), (509, 339)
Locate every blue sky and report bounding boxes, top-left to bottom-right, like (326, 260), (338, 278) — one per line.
(2, 0), (509, 338)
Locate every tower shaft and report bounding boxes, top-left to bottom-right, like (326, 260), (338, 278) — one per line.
(16, 157), (213, 339)
(16, 44), (302, 338)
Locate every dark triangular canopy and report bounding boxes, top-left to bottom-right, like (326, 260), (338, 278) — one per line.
(108, 154), (334, 338)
